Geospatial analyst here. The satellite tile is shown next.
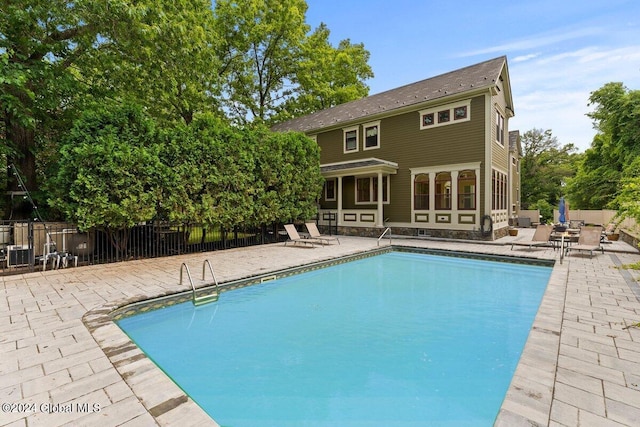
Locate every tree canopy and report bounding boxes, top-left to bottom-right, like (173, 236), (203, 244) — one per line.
(1, 0), (372, 218)
(276, 23), (373, 121)
(519, 128), (579, 216)
(566, 82), (640, 225)
(214, 0), (373, 124)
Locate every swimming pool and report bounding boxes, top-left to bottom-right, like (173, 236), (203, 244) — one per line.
(117, 251), (552, 426)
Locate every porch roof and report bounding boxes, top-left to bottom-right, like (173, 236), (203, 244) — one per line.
(320, 158), (399, 178)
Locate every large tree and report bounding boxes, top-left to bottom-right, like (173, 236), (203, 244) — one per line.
(566, 82), (640, 210)
(1, 0), (221, 207)
(214, 0), (373, 124)
(214, 0), (310, 123)
(1, 0), (101, 193)
(79, 0), (222, 125)
(520, 128), (579, 211)
(275, 23), (373, 121)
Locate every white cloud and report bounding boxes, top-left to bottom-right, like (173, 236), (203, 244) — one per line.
(457, 27), (604, 58)
(512, 53), (540, 63)
(509, 46), (640, 151)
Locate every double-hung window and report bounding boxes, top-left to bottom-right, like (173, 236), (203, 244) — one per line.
(343, 126), (359, 153)
(363, 121), (380, 150)
(324, 179), (336, 201)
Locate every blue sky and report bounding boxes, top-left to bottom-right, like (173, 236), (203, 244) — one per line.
(305, 0), (640, 152)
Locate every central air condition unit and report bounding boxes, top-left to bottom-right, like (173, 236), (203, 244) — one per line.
(7, 245), (33, 267)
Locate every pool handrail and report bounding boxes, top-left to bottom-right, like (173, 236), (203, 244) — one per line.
(377, 227), (392, 246)
(202, 259), (220, 295)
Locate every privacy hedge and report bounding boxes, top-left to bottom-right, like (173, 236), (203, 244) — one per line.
(49, 103), (323, 238)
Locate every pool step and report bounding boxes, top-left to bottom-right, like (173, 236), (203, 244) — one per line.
(193, 292), (219, 306)
(180, 260), (220, 306)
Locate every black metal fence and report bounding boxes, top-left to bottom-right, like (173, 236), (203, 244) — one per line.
(0, 220), (290, 276)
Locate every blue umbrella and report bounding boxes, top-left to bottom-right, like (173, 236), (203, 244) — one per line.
(559, 197), (566, 224)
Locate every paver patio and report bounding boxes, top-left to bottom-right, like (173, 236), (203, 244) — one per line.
(1, 232), (640, 426)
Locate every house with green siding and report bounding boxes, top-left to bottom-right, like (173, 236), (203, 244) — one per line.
(272, 56), (520, 240)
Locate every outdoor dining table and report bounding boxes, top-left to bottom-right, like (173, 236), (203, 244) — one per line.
(550, 229), (580, 251)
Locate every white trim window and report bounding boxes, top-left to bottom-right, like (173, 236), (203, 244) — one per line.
(355, 176), (389, 204)
(363, 121), (380, 150)
(324, 179), (336, 201)
(343, 126), (359, 153)
(419, 99), (471, 130)
(457, 170), (476, 210)
(496, 110), (505, 146)
(435, 172), (452, 210)
(492, 169), (508, 210)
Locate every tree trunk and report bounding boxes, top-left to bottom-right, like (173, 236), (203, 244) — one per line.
(4, 110), (37, 219)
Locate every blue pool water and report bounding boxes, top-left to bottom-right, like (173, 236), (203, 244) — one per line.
(117, 251), (552, 426)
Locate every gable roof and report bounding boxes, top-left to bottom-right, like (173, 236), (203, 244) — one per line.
(272, 56), (510, 133)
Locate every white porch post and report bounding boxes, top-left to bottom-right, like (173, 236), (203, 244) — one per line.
(451, 170), (459, 221)
(377, 172), (384, 227)
(337, 176), (343, 227)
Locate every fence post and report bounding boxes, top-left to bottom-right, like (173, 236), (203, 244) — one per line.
(28, 220), (35, 273)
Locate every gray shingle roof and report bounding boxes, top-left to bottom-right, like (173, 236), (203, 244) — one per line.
(272, 56), (507, 133)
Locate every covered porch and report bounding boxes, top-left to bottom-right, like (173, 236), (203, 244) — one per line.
(318, 158), (398, 230)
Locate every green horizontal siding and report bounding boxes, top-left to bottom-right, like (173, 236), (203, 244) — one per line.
(316, 95), (487, 222)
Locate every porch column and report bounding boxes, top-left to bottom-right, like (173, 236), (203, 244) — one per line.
(377, 172), (384, 227)
(451, 170), (459, 220)
(337, 176), (343, 227)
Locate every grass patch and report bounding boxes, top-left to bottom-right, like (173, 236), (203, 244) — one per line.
(173, 226), (257, 245)
(619, 261), (640, 270)
(183, 227), (223, 244)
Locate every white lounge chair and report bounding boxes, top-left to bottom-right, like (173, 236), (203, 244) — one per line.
(566, 226), (604, 258)
(510, 224), (554, 251)
(283, 224), (323, 247)
(305, 222), (339, 245)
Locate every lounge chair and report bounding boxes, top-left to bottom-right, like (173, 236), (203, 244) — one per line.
(566, 226), (604, 258)
(510, 224), (554, 251)
(283, 224), (323, 247)
(305, 222), (340, 245)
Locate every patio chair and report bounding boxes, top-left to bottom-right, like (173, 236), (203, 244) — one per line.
(510, 224), (554, 251)
(569, 219), (585, 229)
(566, 226), (604, 258)
(305, 222), (340, 245)
(283, 224), (323, 248)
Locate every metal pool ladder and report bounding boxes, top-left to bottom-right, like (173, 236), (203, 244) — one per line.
(180, 260), (220, 306)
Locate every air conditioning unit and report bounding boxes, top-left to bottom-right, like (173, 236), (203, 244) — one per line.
(7, 245), (33, 268)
